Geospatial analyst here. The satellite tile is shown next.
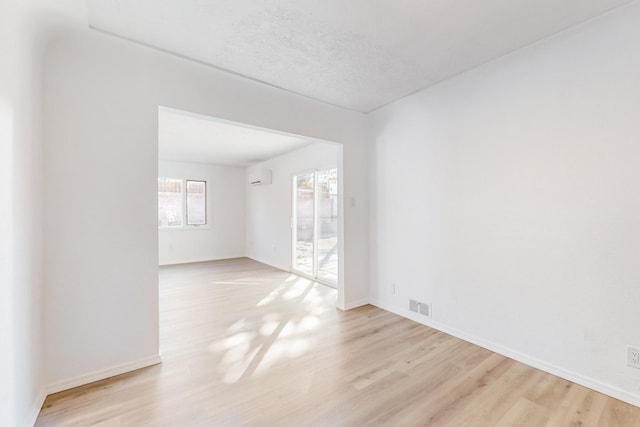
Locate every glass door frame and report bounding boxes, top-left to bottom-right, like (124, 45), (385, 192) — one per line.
(291, 169), (318, 280)
(291, 169), (338, 288)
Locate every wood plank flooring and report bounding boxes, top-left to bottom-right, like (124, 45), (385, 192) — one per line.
(36, 258), (640, 426)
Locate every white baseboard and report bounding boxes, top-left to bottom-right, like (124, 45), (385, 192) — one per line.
(246, 255), (289, 273)
(343, 298), (370, 310)
(159, 255), (247, 266)
(45, 353), (162, 395)
(370, 298), (640, 409)
(24, 387), (47, 427)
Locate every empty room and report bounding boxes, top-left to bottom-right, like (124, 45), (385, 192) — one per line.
(2, 0), (640, 426)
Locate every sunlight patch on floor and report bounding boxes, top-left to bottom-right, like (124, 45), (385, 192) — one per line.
(283, 278), (313, 300)
(209, 331), (256, 352)
(259, 320), (280, 336)
(256, 284), (287, 307)
(227, 318), (246, 333)
(253, 338), (313, 376)
(207, 277), (332, 384)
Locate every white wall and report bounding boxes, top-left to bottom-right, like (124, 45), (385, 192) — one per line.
(43, 26), (367, 392)
(0, 1), (83, 425)
(369, 2), (640, 406)
(247, 143), (339, 271)
(0, 9), (43, 425)
(159, 160), (246, 265)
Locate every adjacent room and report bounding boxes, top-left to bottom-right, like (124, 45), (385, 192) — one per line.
(3, 0), (640, 426)
(156, 106), (341, 290)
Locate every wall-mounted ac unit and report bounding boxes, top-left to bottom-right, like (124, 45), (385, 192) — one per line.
(249, 169), (272, 186)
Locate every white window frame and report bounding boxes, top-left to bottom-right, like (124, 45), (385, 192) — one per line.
(185, 179), (207, 226)
(158, 177), (209, 230)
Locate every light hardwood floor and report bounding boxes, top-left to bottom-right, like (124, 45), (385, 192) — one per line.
(37, 258), (640, 426)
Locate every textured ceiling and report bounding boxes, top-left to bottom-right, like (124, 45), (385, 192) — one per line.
(158, 107), (311, 166)
(87, 0), (632, 112)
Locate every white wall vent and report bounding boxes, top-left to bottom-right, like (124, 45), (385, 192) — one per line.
(249, 169), (272, 186)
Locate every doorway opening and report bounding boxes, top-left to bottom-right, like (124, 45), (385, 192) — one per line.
(157, 106), (345, 304)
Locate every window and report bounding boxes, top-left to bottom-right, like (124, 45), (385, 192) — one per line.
(186, 180), (206, 225)
(158, 178), (183, 227)
(158, 178), (207, 228)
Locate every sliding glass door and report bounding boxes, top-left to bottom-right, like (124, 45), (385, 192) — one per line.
(292, 169), (338, 286)
(293, 171), (315, 277)
(316, 169), (338, 284)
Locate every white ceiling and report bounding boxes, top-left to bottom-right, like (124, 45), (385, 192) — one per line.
(158, 108), (312, 166)
(87, 0), (633, 112)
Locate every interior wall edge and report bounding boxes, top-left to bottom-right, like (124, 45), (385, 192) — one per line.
(23, 387), (47, 427)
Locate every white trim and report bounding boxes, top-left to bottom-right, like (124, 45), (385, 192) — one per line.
(159, 254), (247, 267)
(343, 298), (369, 311)
(158, 225), (211, 231)
(291, 169), (340, 290)
(289, 268), (337, 289)
(45, 353), (162, 395)
(370, 298), (640, 409)
(24, 387), (47, 427)
(291, 169), (316, 278)
(158, 176), (209, 230)
(246, 255), (290, 273)
(315, 277), (338, 289)
(336, 148), (345, 311)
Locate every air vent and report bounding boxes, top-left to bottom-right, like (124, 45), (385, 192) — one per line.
(410, 299), (431, 318)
